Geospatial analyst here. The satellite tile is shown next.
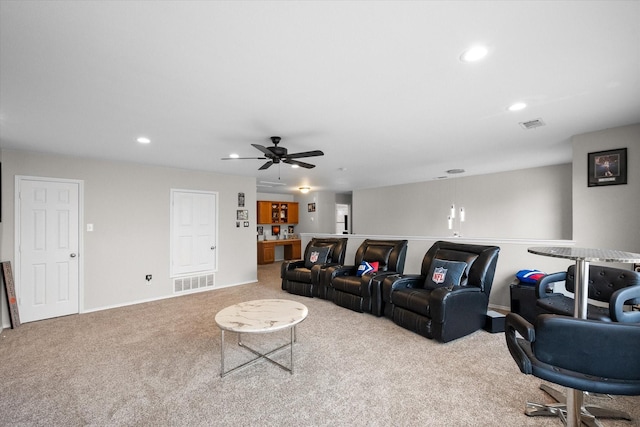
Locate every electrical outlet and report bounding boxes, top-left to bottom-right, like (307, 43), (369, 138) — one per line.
(145, 274), (152, 281)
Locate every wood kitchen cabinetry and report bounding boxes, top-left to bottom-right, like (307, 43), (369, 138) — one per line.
(257, 239), (302, 265)
(257, 201), (299, 224)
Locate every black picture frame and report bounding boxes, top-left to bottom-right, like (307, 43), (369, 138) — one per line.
(588, 148), (627, 187)
(307, 203), (316, 212)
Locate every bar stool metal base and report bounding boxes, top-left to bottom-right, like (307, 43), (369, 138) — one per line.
(525, 384), (632, 427)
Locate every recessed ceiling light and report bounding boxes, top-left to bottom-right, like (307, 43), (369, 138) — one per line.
(460, 46), (488, 62)
(229, 153), (239, 159)
(137, 137), (151, 144)
(508, 102), (527, 111)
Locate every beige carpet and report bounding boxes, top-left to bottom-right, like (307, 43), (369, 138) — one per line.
(1, 263), (638, 427)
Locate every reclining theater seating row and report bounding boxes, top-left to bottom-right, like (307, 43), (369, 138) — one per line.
(282, 238), (501, 343)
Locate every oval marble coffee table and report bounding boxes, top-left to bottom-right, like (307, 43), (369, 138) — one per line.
(215, 299), (308, 377)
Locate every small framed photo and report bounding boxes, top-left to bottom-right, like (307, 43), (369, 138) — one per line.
(588, 148), (627, 187)
(288, 225), (294, 234)
(243, 221), (249, 227)
(257, 226), (264, 236)
(238, 192), (245, 207)
(307, 203), (316, 212)
(237, 209), (248, 220)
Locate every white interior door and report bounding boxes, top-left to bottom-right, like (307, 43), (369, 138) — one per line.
(16, 177), (81, 323)
(171, 190), (218, 277)
(336, 203), (350, 234)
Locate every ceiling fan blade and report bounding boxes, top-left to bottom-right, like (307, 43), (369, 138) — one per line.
(284, 159), (316, 169)
(251, 144), (273, 156)
(285, 150), (324, 159)
(259, 160), (274, 170)
(221, 157), (265, 160)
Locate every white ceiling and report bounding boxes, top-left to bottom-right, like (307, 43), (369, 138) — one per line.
(1, 1), (639, 195)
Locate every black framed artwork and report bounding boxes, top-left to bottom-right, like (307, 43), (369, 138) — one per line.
(588, 148), (627, 187)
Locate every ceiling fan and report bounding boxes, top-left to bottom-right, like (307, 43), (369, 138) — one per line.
(222, 136), (324, 170)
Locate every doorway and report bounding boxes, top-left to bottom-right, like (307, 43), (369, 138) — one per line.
(15, 176), (83, 323)
(336, 203), (350, 234)
(170, 189), (218, 277)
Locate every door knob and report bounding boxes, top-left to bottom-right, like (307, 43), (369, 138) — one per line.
(70, 253), (77, 258)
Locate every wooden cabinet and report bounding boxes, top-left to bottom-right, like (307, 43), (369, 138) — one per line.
(256, 201), (299, 224)
(257, 201), (272, 224)
(257, 241), (275, 264)
(257, 239), (301, 265)
(288, 203), (299, 224)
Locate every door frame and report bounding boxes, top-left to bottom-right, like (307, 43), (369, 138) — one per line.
(14, 175), (85, 316)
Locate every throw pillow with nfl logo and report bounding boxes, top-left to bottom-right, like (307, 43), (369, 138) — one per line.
(304, 246), (330, 269)
(426, 259), (467, 290)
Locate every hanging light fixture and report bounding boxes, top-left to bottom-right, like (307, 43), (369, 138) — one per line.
(445, 169), (466, 236)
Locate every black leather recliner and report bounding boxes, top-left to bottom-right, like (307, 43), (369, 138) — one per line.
(383, 241), (500, 342)
(281, 237), (348, 299)
(536, 264), (640, 322)
(324, 239), (408, 313)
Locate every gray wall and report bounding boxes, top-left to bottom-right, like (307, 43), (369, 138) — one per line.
(353, 163), (573, 240)
(344, 123), (639, 309)
(571, 123), (640, 253)
(1, 149), (258, 327)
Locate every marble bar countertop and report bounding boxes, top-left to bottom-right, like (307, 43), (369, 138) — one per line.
(528, 246), (640, 263)
(215, 299), (308, 333)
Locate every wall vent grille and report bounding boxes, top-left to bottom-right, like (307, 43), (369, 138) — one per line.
(519, 118), (545, 130)
(174, 273), (214, 293)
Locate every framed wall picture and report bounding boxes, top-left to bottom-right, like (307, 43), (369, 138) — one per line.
(238, 192), (245, 207)
(237, 209), (248, 220)
(588, 148), (627, 187)
(307, 203), (316, 212)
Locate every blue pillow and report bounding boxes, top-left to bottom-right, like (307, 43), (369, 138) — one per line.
(516, 269), (546, 284)
(426, 259), (467, 290)
(356, 261), (379, 277)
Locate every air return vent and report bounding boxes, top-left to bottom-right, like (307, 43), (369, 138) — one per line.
(519, 118), (545, 130)
(174, 273), (214, 293)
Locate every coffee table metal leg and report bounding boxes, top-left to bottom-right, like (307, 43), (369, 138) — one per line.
(220, 330), (225, 377)
(290, 326), (294, 374)
(219, 327), (300, 377)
